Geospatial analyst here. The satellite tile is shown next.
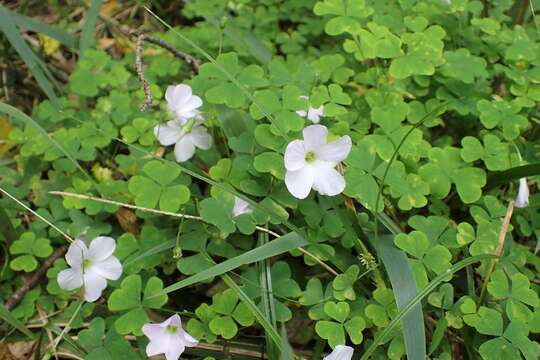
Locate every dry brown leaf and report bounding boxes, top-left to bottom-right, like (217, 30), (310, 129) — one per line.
(114, 207), (139, 236)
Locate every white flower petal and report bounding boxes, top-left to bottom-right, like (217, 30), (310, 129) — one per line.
(296, 109), (307, 117)
(318, 135), (352, 164)
(515, 177), (530, 208)
(143, 323), (166, 341)
(307, 106), (324, 123)
(154, 122), (182, 146)
(174, 136), (196, 162)
(303, 125), (328, 151)
(233, 197), (254, 217)
(166, 85), (192, 109)
(284, 140), (307, 171)
(182, 95), (203, 113)
(285, 166), (315, 199)
(168, 314), (183, 327)
(65, 240), (88, 267)
(188, 126), (212, 150)
(143, 315), (194, 360)
(312, 163), (346, 197)
(180, 329), (199, 347)
(165, 343), (186, 360)
(91, 256), (122, 280)
(323, 345), (354, 360)
(82, 271), (107, 302)
(57, 268), (83, 291)
(88, 236), (116, 262)
(146, 334), (171, 357)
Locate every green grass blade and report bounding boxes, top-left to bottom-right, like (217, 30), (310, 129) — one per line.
(5, 8), (77, 48)
(0, 304), (34, 338)
(378, 234), (425, 360)
(259, 232), (278, 360)
(280, 326), (295, 360)
(359, 254), (495, 360)
(124, 240), (175, 266)
(159, 232), (307, 295)
(0, 5), (60, 108)
(79, 0), (103, 54)
(0, 205), (17, 245)
(0, 102), (90, 181)
(486, 163), (540, 190)
(221, 273), (282, 352)
(223, 23), (272, 65)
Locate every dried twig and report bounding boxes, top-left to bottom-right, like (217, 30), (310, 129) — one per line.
(5, 246), (67, 310)
(478, 200), (515, 304)
(132, 32), (200, 111)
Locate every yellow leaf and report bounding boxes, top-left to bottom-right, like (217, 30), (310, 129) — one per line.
(0, 117), (13, 156)
(38, 34), (60, 55)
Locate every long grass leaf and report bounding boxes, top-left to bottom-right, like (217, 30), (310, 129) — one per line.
(378, 234), (425, 360)
(0, 304), (34, 338)
(359, 254), (495, 360)
(223, 23), (272, 65)
(159, 232), (307, 295)
(259, 231), (278, 359)
(0, 205), (17, 245)
(5, 8), (77, 48)
(0, 102), (90, 181)
(486, 163), (540, 190)
(220, 273), (282, 351)
(79, 0), (103, 54)
(0, 5), (60, 108)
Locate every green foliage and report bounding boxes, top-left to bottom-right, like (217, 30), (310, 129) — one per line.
(9, 232), (52, 272)
(2, 0), (540, 359)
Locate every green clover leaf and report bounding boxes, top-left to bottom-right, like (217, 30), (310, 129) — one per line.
(208, 289), (255, 339)
(107, 275), (168, 335)
(440, 49), (488, 84)
(128, 160), (190, 212)
(476, 99), (528, 140)
(419, 147), (486, 203)
(9, 232), (53, 272)
(314, 0), (373, 36)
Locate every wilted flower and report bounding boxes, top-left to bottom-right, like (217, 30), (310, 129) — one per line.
(323, 345), (354, 360)
(165, 84), (203, 121)
(296, 96), (324, 123)
(142, 314), (198, 360)
(284, 125), (351, 199)
(515, 177), (530, 208)
(57, 236), (122, 302)
(233, 196), (254, 217)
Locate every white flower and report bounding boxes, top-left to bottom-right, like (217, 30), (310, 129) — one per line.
(515, 177), (530, 208)
(142, 314), (198, 360)
(165, 84), (203, 121)
(323, 345), (354, 360)
(296, 96), (324, 123)
(154, 119), (212, 162)
(284, 125), (351, 199)
(233, 196), (254, 217)
(57, 236), (122, 302)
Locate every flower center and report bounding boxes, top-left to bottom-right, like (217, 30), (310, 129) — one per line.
(82, 259), (91, 270)
(182, 118), (196, 133)
(305, 151), (316, 162)
(166, 325), (178, 334)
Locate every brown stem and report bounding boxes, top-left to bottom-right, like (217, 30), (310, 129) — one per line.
(132, 32), (200, 111)
(515, 0), (529, 25)
(5, 246), (67, 310)
(478, 201), (515, 304)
